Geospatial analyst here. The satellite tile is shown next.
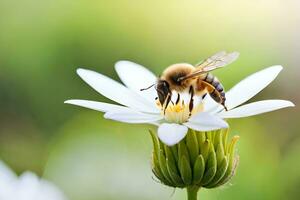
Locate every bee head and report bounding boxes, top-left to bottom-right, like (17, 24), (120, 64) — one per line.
(156, 79), (171, 106)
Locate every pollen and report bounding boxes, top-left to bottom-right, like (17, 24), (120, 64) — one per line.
(173, 104), (183, 113)
(156, 92), (204, 124)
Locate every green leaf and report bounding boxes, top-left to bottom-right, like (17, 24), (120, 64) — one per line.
(179, 155), (192, 185)
(192, 155), (205, 185)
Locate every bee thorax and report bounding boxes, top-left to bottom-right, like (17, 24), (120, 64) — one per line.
(161, 63), (195, 91)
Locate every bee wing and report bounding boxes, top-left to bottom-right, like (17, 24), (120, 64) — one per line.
(196, 51), (239, 71)
(178, 51), (239, 81)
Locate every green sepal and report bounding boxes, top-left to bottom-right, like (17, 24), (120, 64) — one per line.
(196, 131), (206, 153)
(216, 136), (239, 187)
(201, 140), (210, 161)
(228, 136), (239, 156)
(152, 157), (173, 186)
(192, 154), (205, 185)
(164, 145), (184, 186)
(166, 158), (184, 187)
(205, 156), (229, 188)
(206, 131), (213, 142)
(212, 130), (221, 149)
(150, 129), (239, 189)
(149, 130), (160, 159)
(201, 143), (217, 185)
(222, 129), (229, 153)
(186, 130), (199, 165)
(179, 155), (192, 185)
(158, 149), (174, 185)
(178, 140), (190, 166)
(149, 130), (171, 185)
(216, 142), (225, 165)
(216, 156), (239, 187)
(171, 145), (178, 162)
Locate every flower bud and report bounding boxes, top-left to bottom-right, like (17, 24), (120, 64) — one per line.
(149, 129), (239, 189)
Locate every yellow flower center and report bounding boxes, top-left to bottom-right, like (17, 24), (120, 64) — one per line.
(156, 93), (204, 123)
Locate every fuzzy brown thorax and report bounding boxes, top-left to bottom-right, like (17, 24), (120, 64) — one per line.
(160, 63), (196, 91)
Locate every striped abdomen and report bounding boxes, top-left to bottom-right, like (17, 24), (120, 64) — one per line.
(202, 73), (226, 106)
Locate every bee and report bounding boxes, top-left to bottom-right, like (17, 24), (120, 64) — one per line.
(142, 51), (239, 113)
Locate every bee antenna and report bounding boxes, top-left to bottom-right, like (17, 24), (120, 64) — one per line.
(140, 83), (155, 91)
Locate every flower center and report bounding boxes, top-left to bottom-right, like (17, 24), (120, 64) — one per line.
(156, 92), (204, 123)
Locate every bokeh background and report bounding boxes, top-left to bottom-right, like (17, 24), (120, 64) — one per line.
(0, 0), (299, 199)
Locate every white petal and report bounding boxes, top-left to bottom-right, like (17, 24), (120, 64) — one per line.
(37, 180), (67, 200)
(17, 172), (66, 200)
(0, 162), (67, 200)
(203, 95), (222, 112)
(16, 172), (40, 199)
(157, 123), (188, 146)
(0, 161), (17, 182)
(184, 112), (228, 131)
(76, 68), (159, 113)
(115, 61), (157, 102)
(0, 161), (17, 194)
(104, 109), (162, 124)
(225, 65), (283, 109)
(217, 100), (295, 118)
(64, 99), (127, 113)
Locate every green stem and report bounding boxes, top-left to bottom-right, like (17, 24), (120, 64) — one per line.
(187, 186), (200, 200)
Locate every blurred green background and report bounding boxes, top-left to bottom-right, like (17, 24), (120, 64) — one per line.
(0, 0), (299, 199)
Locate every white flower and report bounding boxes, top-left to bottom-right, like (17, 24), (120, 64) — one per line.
(65, 61), (294, 146)
(0, 161), (67, 200)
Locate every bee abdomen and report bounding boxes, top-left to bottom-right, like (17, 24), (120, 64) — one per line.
(203, 73), (224, 93)
(203, 73), (214, 83)
(210, 89), (222, 102)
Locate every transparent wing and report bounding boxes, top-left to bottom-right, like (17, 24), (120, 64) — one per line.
(179, 51), (239, 81)
(196, 51), (239, 71)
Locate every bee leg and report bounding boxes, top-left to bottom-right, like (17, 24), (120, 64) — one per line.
(220, 92), (228, 111)
(175, 93), (180, 104)
(188, 86), (194, 116)
(163, 93), (172, 115)
(221, 102), (228, 111)
(202, 93), (207, 100)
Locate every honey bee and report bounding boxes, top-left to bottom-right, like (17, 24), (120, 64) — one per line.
(141, 51), (239, 113)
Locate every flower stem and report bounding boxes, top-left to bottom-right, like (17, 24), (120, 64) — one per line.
(187, 186), (200, 200)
